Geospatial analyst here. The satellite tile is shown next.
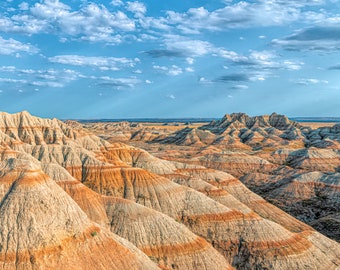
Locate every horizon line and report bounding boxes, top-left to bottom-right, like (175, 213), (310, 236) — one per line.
(63, 116), (340, 123)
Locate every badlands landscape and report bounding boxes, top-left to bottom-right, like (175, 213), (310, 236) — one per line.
(0, 110), (339, 270)
(83, 113), (340, 242)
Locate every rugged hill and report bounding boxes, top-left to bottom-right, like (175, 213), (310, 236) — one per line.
(0, 111), (339, 269)
(0, 112), (232, 270)
(81, 112), (340, 242)
(0, 152), (159, 270)
(151, 113), (306, 150)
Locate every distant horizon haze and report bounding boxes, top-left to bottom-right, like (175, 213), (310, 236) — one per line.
(2, 110), (340, 123)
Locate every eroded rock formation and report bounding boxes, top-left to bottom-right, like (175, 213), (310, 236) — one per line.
(0, 111), (339, 269)
(81, 112), (340, 242)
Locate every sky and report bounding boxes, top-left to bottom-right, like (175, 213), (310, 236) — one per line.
(0, 0), (340, 118)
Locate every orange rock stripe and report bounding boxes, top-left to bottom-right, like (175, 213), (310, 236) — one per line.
(140, 236), (208, 257)
(179, 210), (259, 223)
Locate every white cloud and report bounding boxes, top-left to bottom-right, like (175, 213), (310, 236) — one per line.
(145, 79), (152, 84)
(155, 35), (245, 62)
(232, 84), (249, 90)
(199, 77), (212, 84)
(168, 65), (183, 76)
(267, 0), (325, 8)
(216, 48), (247, 62)
(0, 78), (27, 83)
(19, 2), (29, 10)
(0, 66), (16, 72)
(294, 78), (329, 85)
(231, 50), (304, 71)
(95, 76), (142, 89)
(165, 2), (302, 34)
(30, 81), (64, 87)
(164, 35), (213, 56)
(186, 57), (194, 64)
(185, 67), (194, 72)
(48, 55), (138, 70)
(0, 36), (38, 55)
(1, 1), (136, 44)
(283, 60), (304, 70)
(187, 6), (209, 18)
(0, 15), (49, 34)
(111, 0), (123, 6)
(153, 65), (167, 71)
(138, 16), (171, 31)
(249, 51), (278, 67)
(0, 66), (82, 88)
(56, 4), (135, 43)
(0, 0), (333, 48)
(153, 65), (183, 76)
(150, 39), (304, 80)
(0, 64), (142, 90)
(30, 0), (71, 19)
(166, 94), (176, 99)
(126, 1), (147, 17)
(162, 0), (329, 35)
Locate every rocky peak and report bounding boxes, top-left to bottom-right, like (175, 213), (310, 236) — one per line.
(205, 112), (299, 132)
(331, 123), (340, 133)
(0, 110), (80, 145)
(269, 112), (300, 130)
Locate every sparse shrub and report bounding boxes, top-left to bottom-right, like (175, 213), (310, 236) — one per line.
(148, 256), (159, 263)
(30, 255), (36, 264)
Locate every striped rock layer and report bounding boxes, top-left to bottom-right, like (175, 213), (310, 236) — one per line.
(83, 113), (340, 242)
(0, 111), (339, 270)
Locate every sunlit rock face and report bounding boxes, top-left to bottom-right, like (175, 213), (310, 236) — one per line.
(82, 112), (340, 243)
(0, 111), (339, 270)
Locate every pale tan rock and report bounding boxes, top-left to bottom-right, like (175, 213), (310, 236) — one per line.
(1, 111), (339, 270)
(103, 196), (233, 270)
(0, 159), (160, 270)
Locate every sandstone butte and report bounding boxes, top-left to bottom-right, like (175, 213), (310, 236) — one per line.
(0, 111), (339, 270)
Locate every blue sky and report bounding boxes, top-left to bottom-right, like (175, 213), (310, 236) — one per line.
(0, 0), (340, 118)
